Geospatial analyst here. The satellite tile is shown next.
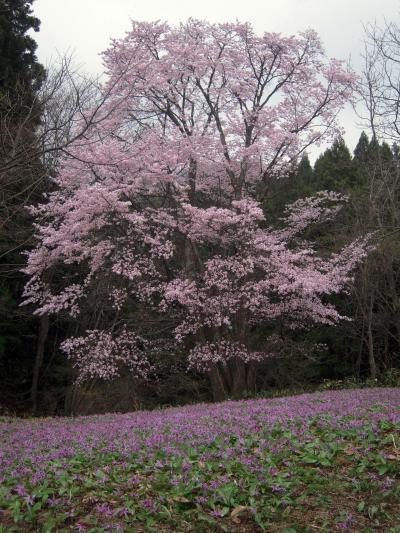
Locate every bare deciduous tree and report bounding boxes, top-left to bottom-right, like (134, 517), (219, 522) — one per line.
(360, 19), (400, 142)
(350, 19), (400, 379)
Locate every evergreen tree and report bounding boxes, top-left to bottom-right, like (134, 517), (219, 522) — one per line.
(262, 153), (316, 222)
(0, 0), (45, 263)
(392, 143), (400, 162)
(0, 0), (47, 414)
(353, 133), (395, 187)
(296, 153), (313, 186)
(313, 136), (359, 192)
(380, 141), (393, 163)
(353, 131), (370, 163)
(0, 0), (44, 97)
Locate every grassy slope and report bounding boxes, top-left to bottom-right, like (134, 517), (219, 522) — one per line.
(0, 388), (399, 532)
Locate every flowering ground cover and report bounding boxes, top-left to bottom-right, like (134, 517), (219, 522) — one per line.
(0, 388), (399, 532)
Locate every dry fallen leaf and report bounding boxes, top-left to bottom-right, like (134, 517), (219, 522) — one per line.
(231, 505), (250, 518)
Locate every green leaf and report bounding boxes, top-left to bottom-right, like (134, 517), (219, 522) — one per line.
(368, 505), (378, 518)
(357, 501), (365, 512)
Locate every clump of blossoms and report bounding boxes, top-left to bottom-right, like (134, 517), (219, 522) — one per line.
(61, 329), (153, 383)
(188, 341), (265, 372)
(23, 20), (368, 397)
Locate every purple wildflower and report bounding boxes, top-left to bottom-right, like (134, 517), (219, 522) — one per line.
(14, 484), (26, 496)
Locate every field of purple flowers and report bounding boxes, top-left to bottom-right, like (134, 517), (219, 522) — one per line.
(1, 388), (399, 532)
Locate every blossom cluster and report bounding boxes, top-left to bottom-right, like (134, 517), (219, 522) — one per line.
(61, 329), (153, 383)
(188, 341), (265, 372)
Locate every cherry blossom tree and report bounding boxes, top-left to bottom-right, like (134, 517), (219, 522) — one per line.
(23, 20), (369, 400)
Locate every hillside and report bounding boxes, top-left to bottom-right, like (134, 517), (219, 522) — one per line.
(1, 388), (399, 531)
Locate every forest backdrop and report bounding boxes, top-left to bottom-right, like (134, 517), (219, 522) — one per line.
(1, 0), (400, 416)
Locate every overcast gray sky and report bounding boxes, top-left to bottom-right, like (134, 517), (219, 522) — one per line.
(32, 0), (400, 157)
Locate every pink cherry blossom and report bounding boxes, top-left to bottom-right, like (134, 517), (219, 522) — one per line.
(22, 20), (367, 388)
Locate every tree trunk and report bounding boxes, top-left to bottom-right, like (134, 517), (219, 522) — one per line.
(367, 322), (377, 379)
(208, 365), (227, 402)
(355, 319), (365, 378)
(246, 362), (257, 393)
(226, 308), (250, 397)
(30, 313), (49, 413)
(229, 357), (247, 398)
(367, 300), (377, 379)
